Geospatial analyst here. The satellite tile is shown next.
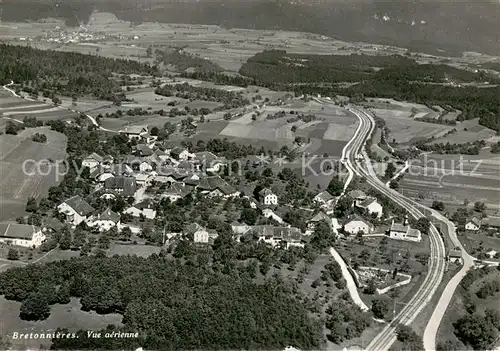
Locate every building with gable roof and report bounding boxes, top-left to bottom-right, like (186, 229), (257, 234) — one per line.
(0, 223), (46, 248)
(57, 195), (95, 226)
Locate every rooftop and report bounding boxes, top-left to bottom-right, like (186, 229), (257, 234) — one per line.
(0, 223), (38, 240)
(62, 195), (94, 216)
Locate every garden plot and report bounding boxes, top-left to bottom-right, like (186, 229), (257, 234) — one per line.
(323, 122), (358, 141)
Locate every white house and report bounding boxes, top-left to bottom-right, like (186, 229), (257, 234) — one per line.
(465, 217), (481, 231)
(124, 200), (157, 219)
(88, 209), (121, 232)
(57, 195), (95, 226)
(259, 188), (278, 206)
(263, 208), (284, 224)
(448, 249), (463, 264)
(82, 152), (103, 169)
(389, 219), (422, 242)
(356, 197), (383, 218)
(186, 223), (217, 244)
(0, 223), (46, 248)
(170, 147), (192, 161)
(120, 126), (148, 141)
(343, 216), (374, 235)
(313, 191), (335, 206)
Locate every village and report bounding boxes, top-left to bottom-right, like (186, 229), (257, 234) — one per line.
(5, 122), (498, 266)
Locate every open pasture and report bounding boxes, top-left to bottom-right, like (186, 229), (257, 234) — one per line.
(0, 128), (67, 221)
(0, 296), (123, 350)
(399, 152), (500, 209)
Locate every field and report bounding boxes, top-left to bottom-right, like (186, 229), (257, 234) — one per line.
(0, 127), (67, 221)
(0, 296), (123, 349)
(399, 151), (500, 210)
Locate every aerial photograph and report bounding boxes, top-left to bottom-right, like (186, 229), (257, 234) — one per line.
(0, 0), (499, 350)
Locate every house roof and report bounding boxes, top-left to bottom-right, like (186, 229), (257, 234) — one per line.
(134, 199), (155, 210)
(449, 249), (462, 258)
(104, 177), (137, 197)
(0, 223), (38, 240)
(193, 151), (219, 163)
(309, 211), (331, 223)
(164, 183), (191, 198)
(99, 209), (120, 223)
(43, 217), (64, 231)
(259, 188), (274, 197)
(63, 195), (94, 216)
(185, 223), (206, 234)
(85, 152), (103, 162)
(197, 176), (237, 195)
(121, 126), (147, 135)
(171, 146), (187, 155)
(406, 228), (421, 238)
(348, 190), (367, 200)
(102, 155), (114, 163)
(344, 215), (374, 228)
(135, 144), (154, 156)
(273, 227), (302, 241)
(314, 191), (334, 202)
(358, 196), (378, 208)
(390, 221), (408, 233)
(467, 217), (481, 226)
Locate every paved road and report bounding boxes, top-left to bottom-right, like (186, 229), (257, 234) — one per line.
(329, 247), (369, 312)
(338, 105), (447, 351)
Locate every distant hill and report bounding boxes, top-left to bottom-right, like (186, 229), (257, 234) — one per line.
(2, 0), (499, 56)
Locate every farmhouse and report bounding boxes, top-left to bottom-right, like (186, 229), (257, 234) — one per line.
(465, 217), (481, 231)
(57, 195), (95, 226)
(313, 191), (334, 205)
(0, 223), (46, 248)
(448, 249), (463, 264)
(356, 197), (383, 218)
(262, 208), (284, 224)
(259, 188), (278, 206)
(232, 225), (304, 249)
(307, 211), (332, 231)
(170, 147), (192, 161)
(120, 126), (148, 141)
(186, 223), (217, 244)
(82, 152), (103, 169)
(343, 215), (374, 235)
(88, 209), (121, 232)
(162, 183), (191, 202)
(389, 219), (422, 242)
(104, 177), (137, 197)
(348, 190), (367, 202)
(196, 176), (240, 198)
(124, 199), (157, 219)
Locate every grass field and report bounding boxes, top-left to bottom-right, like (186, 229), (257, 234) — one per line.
(0, 127), (67, 221)
(0, 296), (123, 349)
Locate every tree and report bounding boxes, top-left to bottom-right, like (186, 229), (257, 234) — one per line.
(5, 121), (22, 135)
(371, 297), (391, 319)
(59, 230), (72, 250)
(415, 217), (431, 235)
(327, 177), (344, 196)
(432, 200), (445, 211)
(25, 197), (38, 212)
(396, 324), (424, 350)
(20, 291), (51, 321)
(474, 201), (486, 212)
(150, 126), (159, 136)
(389, 180), (399, 190)
(240, 208), (258, 225)
(385, 162), (396, 179)
(7, 248), (19, 261)
(453, 314), (498, 350)
(334, 196), (353, 218)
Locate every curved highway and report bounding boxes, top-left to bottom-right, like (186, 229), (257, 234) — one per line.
(338, 104), (447, 351)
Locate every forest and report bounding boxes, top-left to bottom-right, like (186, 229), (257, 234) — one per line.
(0, 254), (323, 350)
(0, 44), (159, 101)
(238, 50), (500, 131)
